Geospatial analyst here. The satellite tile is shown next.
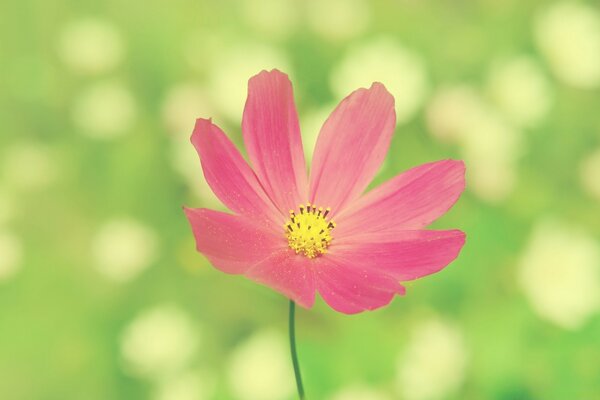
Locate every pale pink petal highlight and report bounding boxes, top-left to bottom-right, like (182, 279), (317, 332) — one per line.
(184, 208), (285, 274)
(191, 118), (283, 228)
(246, 249), (316, 308)
(314, 256), (406, 314)
(309, 83), (396, 214)
(242, 70), (308, 214)
(331, 229), (466, 282)
(335, 160), (465, 238)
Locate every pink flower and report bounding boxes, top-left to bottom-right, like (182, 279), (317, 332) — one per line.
(185, 70), (466, 314)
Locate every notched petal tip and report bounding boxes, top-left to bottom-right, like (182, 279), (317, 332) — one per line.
(245, 250), (317, 309)
(440, 159), (466, 193)
(249, 68), (291, 85)
(442, 158), (467, 195)
(445, 158), (466, 177)
(342, 81), (395, 122)
(190, 117), (216, 145)
(456, 159), (467, 190)
(183, 207), (207, 231)
(397, 285), (407, 296)
(194, 117), (212, 124)
(194, 117), (213, 126)
(368, 81), (394, 99)
(182, 205), (197, 218)
(369, 81), (391, 93)
(445, 228), (466, 241)
(182, 207), (203, 252)
(436, 229), (467, 264)
(348, 81), (394, 101)
(454, 229), (467, 244)
(427, 227), (466, 242)
(293, 292), (316, 309)
(318, 284), (403, 315)
(441, 158), (465, 169)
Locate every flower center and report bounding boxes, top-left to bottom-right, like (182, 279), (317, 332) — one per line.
(285, 204), (335, 259)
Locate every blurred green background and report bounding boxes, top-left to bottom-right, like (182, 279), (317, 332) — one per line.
(2, 0), (600, 399)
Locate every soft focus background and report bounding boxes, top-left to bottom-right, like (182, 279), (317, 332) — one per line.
(2, 0), (600, 399)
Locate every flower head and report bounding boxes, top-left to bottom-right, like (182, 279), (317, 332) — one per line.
(184, 70), (466, 314)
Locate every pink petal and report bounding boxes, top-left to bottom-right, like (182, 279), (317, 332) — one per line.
(191, 118), (283, 228)
(309, 83), (395, 215)
(331, 229), (466, 281)
(335, 160), (465, 238)
(246, 249), (316, 308)
(242, 70), (308, 214)
(184, 207), (285, 274)
(314, 256), (406, 314)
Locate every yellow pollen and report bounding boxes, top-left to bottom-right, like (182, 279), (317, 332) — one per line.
(284, 204), (335, 258)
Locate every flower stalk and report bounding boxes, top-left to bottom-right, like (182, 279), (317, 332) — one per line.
(289, 300), (305, 399)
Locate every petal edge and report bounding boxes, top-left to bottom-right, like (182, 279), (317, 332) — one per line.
(184, 207), (285, 274)
(242, 69), (308, 214)
(309, 82), (396, 215)
(335, 159), (466, 238)
(191, 118), (283, 227)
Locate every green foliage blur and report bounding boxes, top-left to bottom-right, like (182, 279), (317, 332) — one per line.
(1, 0), (600, 399)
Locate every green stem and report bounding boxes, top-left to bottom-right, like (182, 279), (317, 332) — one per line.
(289, 300), (305, 399)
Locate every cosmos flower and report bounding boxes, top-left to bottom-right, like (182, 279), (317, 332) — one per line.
(184, 70), (465, 314)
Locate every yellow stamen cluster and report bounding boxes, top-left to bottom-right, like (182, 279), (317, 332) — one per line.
(285, 204), (335, 258)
